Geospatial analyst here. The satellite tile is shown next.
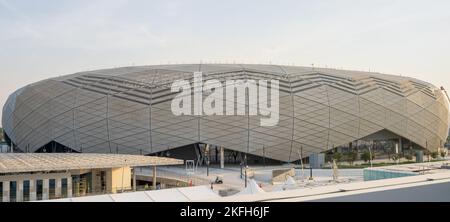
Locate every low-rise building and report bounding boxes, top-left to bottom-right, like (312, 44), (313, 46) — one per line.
(0, 153), (183, 202)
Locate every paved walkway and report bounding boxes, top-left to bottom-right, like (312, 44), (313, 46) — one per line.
(137, 165), (365, 193)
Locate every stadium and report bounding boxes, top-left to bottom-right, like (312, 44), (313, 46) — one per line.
(2, 64), (449, 163)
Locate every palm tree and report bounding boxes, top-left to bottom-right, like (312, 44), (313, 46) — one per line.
(361, 151), (370, 163)
(424, 150), (431, 162)
(332, 152), (342, 163)
(391, 153), (402, 164)
(431, 152), (439, 160)
(440, 151), (447, 159)
(345, 151), (358, 166)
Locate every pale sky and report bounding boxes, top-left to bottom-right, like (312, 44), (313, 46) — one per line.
(1, 0), (450, 126)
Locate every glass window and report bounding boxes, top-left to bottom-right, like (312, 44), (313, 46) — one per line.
(10, 181), (17, 202)
(23, 180), (30, 202)
(36, 180), (43, 200)
(61, 178), (68, 198)
(49, 179), (56, 199)
(101, 171), (106, 193)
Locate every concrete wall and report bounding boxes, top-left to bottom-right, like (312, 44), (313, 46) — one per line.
(106, 167), (132, 193)
(272, 168), (296, 184)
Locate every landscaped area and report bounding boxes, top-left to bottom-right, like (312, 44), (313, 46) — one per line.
(322, 149), (448, 169)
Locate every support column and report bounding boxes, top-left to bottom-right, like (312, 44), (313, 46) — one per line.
(67, 177), (72, 198)
(55, 178), (62, 198)
(220, 147), (225, 169)
(2, 181), (10, 202)
(152, 166), (157, 190)
(16, 180), (23, 202)
(42, 179), (49, 200)
(133, 168), (137, 192)
(399, 138), (403, 153)
(29, 179), (36, 201)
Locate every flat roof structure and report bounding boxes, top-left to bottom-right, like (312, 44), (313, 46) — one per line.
(0, 153), (183, 174)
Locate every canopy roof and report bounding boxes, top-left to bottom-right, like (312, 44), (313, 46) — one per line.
(0, 153), (183, 174)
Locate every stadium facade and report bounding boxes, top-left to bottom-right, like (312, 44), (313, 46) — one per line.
(2, 64), (450, 162)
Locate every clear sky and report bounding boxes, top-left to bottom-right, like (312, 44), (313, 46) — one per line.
(1, 0), (450, 126)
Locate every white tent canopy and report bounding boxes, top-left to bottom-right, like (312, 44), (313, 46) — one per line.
(235, 179), (265, 196)
(272, 176), (298, 192)
(285, 176), (297, 186)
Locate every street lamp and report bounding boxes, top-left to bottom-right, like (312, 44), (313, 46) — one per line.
(240, 160), (243, 179)
(245, 165), (248, 188)
(205, 145), (210, 177)
(206, 157), (210, 177)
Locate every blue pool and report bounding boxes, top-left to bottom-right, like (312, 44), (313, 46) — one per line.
(363, 168), (417, 181)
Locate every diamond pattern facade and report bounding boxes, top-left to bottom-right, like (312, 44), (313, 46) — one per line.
(2, 64), (449, 162)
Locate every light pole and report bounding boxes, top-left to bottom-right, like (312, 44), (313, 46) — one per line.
(205, 144), (210, 177)
(245, 166), (248, 188)
(298, 148), (305, 180)
(244, 154), (248, 187)
(240, 161), (243, 179)
(206, 157), (210, 177)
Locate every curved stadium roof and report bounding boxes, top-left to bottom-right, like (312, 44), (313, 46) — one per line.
(2, 64), (449, 162)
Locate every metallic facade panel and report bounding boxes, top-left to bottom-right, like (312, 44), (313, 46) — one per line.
(2, 64), (449, 162)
